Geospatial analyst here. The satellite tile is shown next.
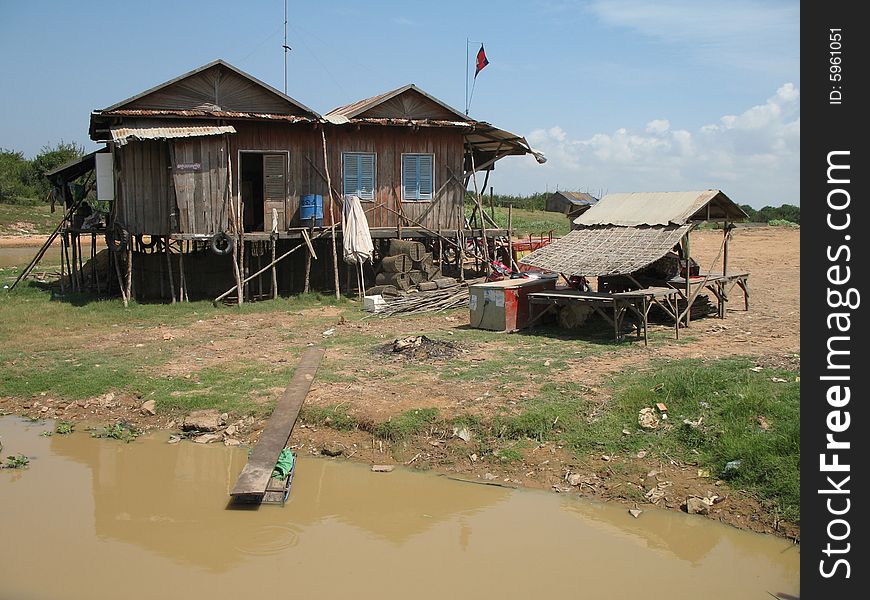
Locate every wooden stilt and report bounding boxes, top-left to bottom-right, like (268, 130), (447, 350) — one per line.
(320, 128), (341, 299)
(90, 233), (97, 292)
(231, 234), (243, 306)
(177, 240), (186, 303)
(76, 234), (84, 289)
(271, 237), (278, 299)
(59, 231), (66, 294)
(113, 249), (128, 307)
(165, 236), (176, 304)
(684, 234), (691, 327)
(240, 234), (247, 301)
(125, 242), (133, 304)
(304, 245), (312, 293)
(65, 233), (73, 291)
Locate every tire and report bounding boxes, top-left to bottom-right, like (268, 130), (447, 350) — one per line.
(211, 231), (234, 256)
(136, 234), (157, 250)
(106, 224), (129, 253)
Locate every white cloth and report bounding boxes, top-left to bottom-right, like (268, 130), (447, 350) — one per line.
(341, 195), (374, 265)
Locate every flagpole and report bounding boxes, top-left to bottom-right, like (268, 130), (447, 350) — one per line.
(465, 38), (469, 115)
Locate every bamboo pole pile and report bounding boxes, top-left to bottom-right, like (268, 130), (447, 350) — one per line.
(377, 278), (484, 317)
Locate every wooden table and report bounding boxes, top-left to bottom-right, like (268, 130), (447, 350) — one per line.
(527, 286), (680, 345)
(667, 271), (750, 322)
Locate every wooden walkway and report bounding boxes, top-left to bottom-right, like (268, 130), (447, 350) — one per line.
(230, 346), (325, 503)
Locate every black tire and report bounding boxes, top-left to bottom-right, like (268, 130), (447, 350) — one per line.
(211, 231), (234, 256)
(136, 234), (157, 250)
(106, 224), (129, 253)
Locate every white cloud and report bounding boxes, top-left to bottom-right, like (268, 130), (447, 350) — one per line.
(510, 84), (800, 207)
(645, 119), (670, 134)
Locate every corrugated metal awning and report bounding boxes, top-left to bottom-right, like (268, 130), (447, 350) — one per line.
(575, 190), (746, 226)
(110, 125), (236, 146)
(520, 225), (693, 277)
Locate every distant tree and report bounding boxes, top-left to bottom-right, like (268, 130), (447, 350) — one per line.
(25, 141), (86, 200)
(0, 149), (34, 204)
(739, 204), (758, 221)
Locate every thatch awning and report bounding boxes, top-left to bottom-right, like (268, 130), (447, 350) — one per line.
(520, 224), (692, 277)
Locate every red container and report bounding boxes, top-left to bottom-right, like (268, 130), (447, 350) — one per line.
(468, 277), (557, 331)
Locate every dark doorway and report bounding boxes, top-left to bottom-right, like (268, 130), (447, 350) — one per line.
(241, 152), (287, 232)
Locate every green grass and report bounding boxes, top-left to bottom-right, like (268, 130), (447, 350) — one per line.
(327, 358), (800, 522)
(0, 203), (59, 235)
(302, 403), (358, 430)
(465, 204), (570, 237)
(373, 407), (438, 441)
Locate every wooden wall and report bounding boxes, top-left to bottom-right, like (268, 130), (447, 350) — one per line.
(115, 140), (173, 235)
(229, 121), (465, 232)
(112, 119), (466, 236)
(172, 137), (229, 234)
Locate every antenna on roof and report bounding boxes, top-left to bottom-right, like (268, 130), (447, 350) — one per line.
(283, 0), (291, 94)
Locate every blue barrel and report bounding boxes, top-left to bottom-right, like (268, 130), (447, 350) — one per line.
(300, 194), (324, 226)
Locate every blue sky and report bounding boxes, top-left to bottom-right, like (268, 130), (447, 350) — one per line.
(0, 0), (799, 207)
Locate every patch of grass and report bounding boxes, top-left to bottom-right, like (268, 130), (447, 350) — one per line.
(55, 421), (74, 434)
(302, 403), (358, 430)
(3, 454), (30, 469)
(586, 357), (800, 521)
(145, 362), (291, 417)
(466, 205), (570, 237)
(0, 203), (58, 235)
(373, 408), (438, 441)
(90, 422), (139, 442)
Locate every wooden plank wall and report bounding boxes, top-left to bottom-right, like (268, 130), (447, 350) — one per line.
(172, 137), (229, 234)
(324, 126), (465, 231)
(230, 121), (465, 232)
(229, 121), (329, 230)
(116, 140), (173, 235)
(112, 121), (465, 236)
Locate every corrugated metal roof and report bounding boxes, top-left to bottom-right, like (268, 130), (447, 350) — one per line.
(520, 225), (692, 276)
(110, 125), (236, 145)
(575, 190), (746, 227)
(325, 84), (470, 121)
(102, 109), (316, 122)
(555, 191), (598, 205)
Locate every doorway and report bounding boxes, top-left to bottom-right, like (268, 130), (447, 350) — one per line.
(240, 152), (288, 232)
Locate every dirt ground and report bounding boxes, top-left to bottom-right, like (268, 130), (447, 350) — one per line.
(1, 226), (800, 540)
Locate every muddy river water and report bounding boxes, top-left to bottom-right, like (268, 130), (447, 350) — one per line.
(0, 417), (799, 599)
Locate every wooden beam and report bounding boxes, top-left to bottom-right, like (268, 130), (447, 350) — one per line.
(230, 346), (325, 502)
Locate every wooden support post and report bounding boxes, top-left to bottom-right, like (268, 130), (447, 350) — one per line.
(271, 236), (278, 299)
(59, 231), (66, 294)
(684, 234), (691, 327)
(438, 227), (444, 274)
(231, 234), (243, 306)
(70, 233), (78, 292)
(125, 242), (133, 304)
(76, 234), (84, 290)
(113, 249), (128, 308)
(240, 234), (247, 301)
(90, 233), (97, 292)
(177, 240), (186, 303)
(304, 244), (312, 293)
(320, 128), (341, 299)
(164, 237), (176, 304)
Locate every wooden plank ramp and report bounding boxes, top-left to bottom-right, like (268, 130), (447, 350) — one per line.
(230, 346), (325, 503)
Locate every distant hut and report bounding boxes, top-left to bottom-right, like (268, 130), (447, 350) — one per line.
(545, 191), (598, 215)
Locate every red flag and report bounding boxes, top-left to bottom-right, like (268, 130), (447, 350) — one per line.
(474, 44), (489, 78)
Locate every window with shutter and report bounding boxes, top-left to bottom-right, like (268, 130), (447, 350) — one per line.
(402, 153), (434, 201)
(342, 152), (376, 200)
